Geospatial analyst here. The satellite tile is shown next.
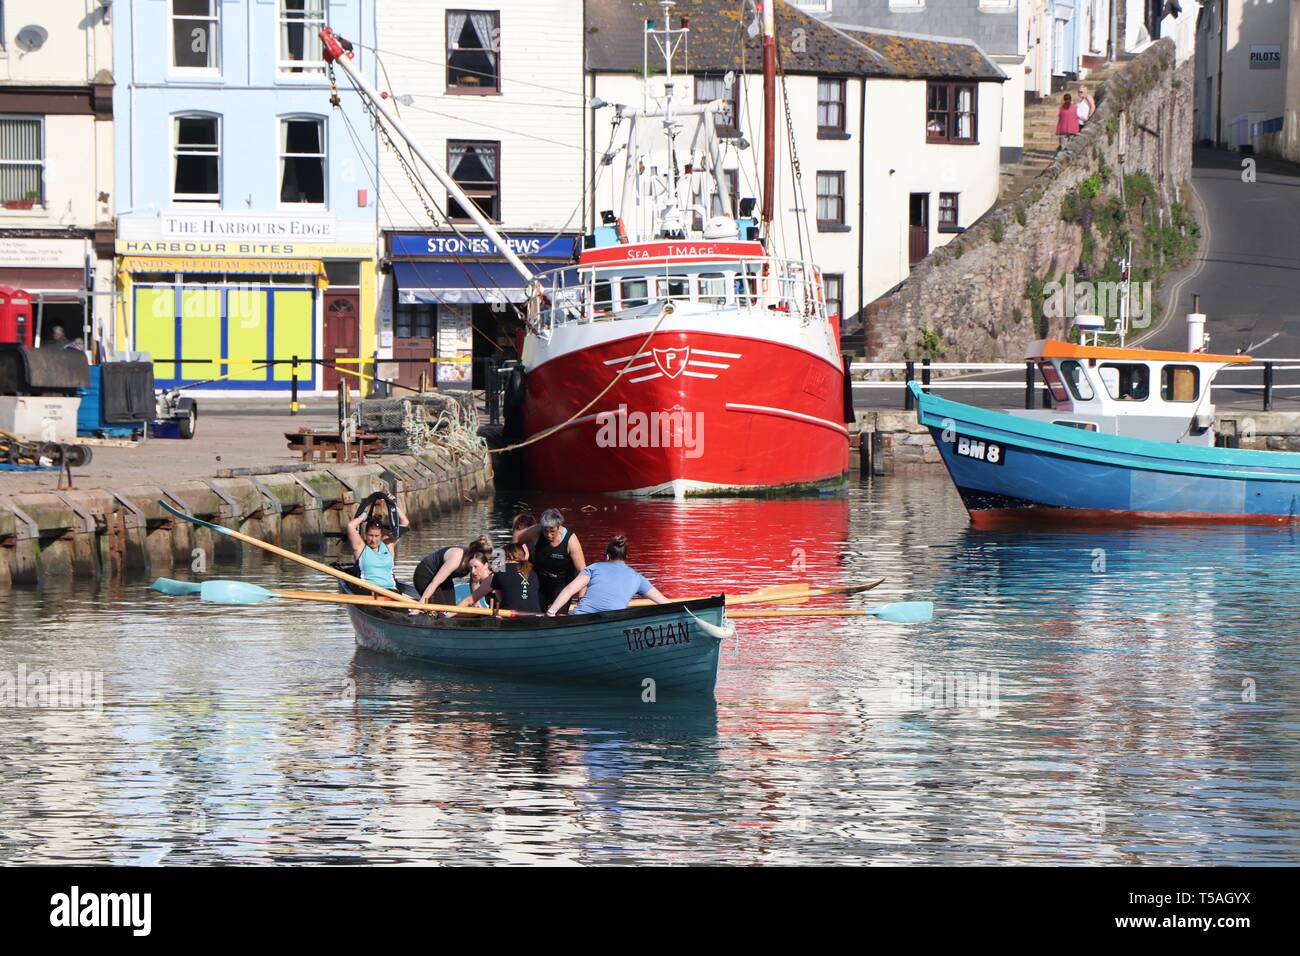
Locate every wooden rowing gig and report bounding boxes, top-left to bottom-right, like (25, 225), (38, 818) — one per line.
(343, 585), (731, 698)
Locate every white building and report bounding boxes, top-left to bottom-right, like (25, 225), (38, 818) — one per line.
(1196, 0), (1289, 148)
(584, 0), (1006, 335)
(0, 0), (114, 348)
(374, 0), (586, 390)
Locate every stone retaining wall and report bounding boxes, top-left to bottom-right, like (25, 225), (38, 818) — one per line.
(0, 448), (493, 590)
(865, 39), (1194, 362)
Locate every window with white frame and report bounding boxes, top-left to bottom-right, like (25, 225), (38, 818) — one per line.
(279, 0), (326, 74)
(173, 115), (221, 204)
(0, 116), (43, 204)
(280, 117), (326, 204)
(171, 0), (219, 71)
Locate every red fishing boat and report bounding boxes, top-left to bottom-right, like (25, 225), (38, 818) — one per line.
(323, 1), (847, 497)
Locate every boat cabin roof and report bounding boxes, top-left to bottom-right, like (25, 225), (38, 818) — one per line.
(1026, 339), (1252, 365)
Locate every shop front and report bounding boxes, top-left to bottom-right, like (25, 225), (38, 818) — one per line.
(384, 232), (578, 392)
(114, 215), (377, 395)
(0, 235), (96, 347)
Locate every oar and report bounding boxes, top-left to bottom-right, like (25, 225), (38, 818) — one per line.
(727, 601), (934, 623)
(198, 580), (521, 617)
(812, 579), (886, 598)
(631, 582), (809, 608)
(158, 498), (411, 604)
(151, 577), (202, 596)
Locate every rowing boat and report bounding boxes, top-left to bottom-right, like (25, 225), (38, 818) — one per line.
(343, 584), (730, 697)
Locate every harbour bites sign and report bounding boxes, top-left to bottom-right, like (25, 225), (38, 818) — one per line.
(1249, 45), (1282, 69)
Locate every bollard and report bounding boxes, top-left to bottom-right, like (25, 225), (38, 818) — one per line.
(290, 355), (300, 415)
(921, 358), (931, 393)
(1025, 361), (1035, 410)
(904, 360), (915, 411)
(1264, 361), (1274, 411)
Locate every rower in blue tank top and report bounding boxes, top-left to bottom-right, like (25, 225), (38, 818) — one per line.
(546, 534), (669, 615)
(346, 493), (410, 590)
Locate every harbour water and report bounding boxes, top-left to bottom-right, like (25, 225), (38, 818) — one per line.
(1, 474), (1297, 865)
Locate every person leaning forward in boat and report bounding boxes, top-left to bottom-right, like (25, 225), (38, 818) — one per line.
(346, 492), (411, 591)
(515, 508), (586, 612)
(413, 533), (494, 607)
(462, 543), (542, 613)
(546, 534), (668, 616)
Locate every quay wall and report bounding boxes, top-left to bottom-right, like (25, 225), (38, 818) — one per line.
(0, 449), (493, 591)
(856, 409), (1300, 473)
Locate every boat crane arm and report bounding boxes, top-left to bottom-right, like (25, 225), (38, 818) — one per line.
(320, 28), (536, 285)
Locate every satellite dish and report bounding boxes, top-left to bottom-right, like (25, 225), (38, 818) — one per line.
(15, 25), (48, 52)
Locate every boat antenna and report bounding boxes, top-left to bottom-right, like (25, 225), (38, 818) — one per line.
(645, 2), (690, 238)
(319, 27), (535, 286)
(760, 0), (776, 227)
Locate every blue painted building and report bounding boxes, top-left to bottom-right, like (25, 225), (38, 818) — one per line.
(112, 0), (379, 394)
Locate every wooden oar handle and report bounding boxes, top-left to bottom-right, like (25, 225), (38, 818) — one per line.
(272, 589), (517, 617)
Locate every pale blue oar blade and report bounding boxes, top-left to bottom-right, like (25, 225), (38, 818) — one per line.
(151, 577), (203, 596)
(869, 601), (934, 624)
(199, 580), (279, 605)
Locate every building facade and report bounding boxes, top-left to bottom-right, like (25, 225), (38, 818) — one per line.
(586, 0), (1005, 331)
(806, 0), (1029, 162)
(0, 0), (114, 348)
(1196, 0), (1290, 149)
(373, 0), (585, 391)
(112, 0), (379, 395)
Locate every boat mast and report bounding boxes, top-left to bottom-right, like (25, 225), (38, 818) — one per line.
(645, 2), (690, 238)
(319, 28), (535, 284)
(760, 0), (776, 227)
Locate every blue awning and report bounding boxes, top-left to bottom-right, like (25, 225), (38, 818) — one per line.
(393, 261), (529, 305)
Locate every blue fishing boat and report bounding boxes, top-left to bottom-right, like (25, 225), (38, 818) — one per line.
(344, 588), (730, 697)
(914, 337), (1300, 526)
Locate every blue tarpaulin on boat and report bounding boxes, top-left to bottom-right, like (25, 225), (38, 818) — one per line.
(393, 262), (530, 305)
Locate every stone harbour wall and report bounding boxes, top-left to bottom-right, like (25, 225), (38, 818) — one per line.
(0, 449), (493, 591)
(865, 39), (1194, 362)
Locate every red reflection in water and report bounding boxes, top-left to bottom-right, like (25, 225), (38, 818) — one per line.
(504, 493), (852, 597)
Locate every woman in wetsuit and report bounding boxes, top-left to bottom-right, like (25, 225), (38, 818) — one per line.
(515, 508), (586, 612)
(414, 533), (493, 606)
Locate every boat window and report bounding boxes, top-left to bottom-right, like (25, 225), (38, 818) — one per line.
(654, 275), (690, 301)
(1160, 364), (1199, 402)
(1059, 360), (1095, 400)
(698, 273), (728, 305)
(1037, 361), (1071, 403)
(592, 279), (613, 318)
(1053, 420), (1099, 432)
(1099, 363), (1150, 401)
(620, 277), (649, 309)
(734, 269), (758, 306)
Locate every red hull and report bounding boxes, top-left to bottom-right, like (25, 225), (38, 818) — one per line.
(522, 330), (848, 494)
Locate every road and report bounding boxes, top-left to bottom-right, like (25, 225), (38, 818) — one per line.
(855, 148), (1300, 412)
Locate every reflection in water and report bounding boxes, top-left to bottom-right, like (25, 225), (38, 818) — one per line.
(0, 476), (1296, 864)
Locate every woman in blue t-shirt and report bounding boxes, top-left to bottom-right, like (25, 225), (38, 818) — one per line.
(545, 534), (669, 616)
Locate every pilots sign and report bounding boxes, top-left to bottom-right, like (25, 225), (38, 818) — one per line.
(1249, 45), (1281, 69)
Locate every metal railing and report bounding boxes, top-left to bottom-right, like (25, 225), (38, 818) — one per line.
(849, 358), (1300, 411)
(530, 256), (829, 333)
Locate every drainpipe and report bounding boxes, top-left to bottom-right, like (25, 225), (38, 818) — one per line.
(857, 76), (866, 342)
(1215, 0), (1226, 147)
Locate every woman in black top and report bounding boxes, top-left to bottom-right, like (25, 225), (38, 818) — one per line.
(414, 533), (493, 605)
(462, 543), (541, 613)
(515, 508), (586, 611)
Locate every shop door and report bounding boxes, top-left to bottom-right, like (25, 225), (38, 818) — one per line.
(323, 292), (360, 392)
(394, 303), (435, 392)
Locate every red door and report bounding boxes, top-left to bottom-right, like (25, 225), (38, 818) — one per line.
(393, 304), (435, 392)
(323, 293), (359, 392)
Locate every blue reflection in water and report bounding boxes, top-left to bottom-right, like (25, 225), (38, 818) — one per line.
(0, 475), (1296, 864)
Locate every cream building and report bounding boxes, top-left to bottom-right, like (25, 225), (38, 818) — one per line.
(0, 0), (114, 347)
